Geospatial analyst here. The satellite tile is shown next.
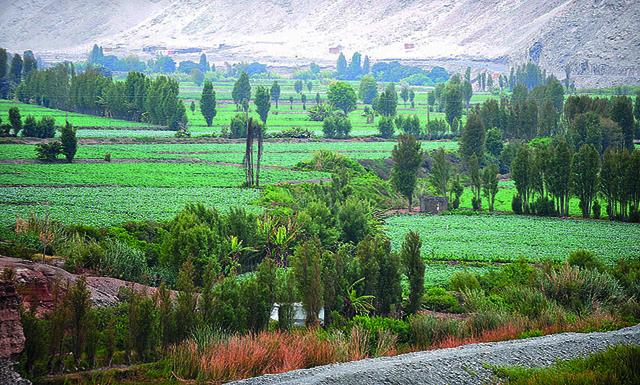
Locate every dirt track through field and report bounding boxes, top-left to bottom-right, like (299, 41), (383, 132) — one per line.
(229, 324), (640, 385)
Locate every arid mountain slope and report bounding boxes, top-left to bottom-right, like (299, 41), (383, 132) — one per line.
(1, 0), (638, 84)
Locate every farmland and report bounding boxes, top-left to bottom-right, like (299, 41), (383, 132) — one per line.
(385, 213), (640, 265)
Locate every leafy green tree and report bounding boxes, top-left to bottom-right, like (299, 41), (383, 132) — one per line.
(315, 92), (321, 105)
(485, 127), (503, 157)
(199, 81), (217, 127)
(336, 53), (348, 79)
(270, 81), (281, 108)
(482, 164), (499, 212)
(294, 80), (303, 94)
(128, 289), (157, 362)
(409, 89), (416, 108)
(548, 138), (573, 217)
(460, 111), (485, 161)
(512, 145), (532, 211)
(468, 154), (482, 210)
(610, 95), (635, 150)
(362, 55), (371, 74)
(189, 100), (195, 114)
(9, 53), (22, 85)
(291, 238), (324, 326)
(301, 93), (307, 110)
(211, 274), (246, 332)
(22, 50), (37, 77)
(306, 80), (313, 92)
(175, 258), (198, 340)
(232, 72), (251, 110)
(338, 196), (372, 244)
(327, 81), (357, 114)
(289, 95), (294, 109)
(572, 144), (600, 218)
(190, 68), (204, 86)
(401, 231), (424, 315)
(156, 283), (175, 349)
(568, 112), (602, 154)
(392, 134), (423, 210)
(444, 75), (463, 129)
(359, 75), (378, 104)
(8, 107), (21, 136)
(198, 53), (209, 72)
(377, 116), (395, 138)
(356, 235), (401, 316)
(254, 85), (271, 124)
(347, 52), (362, 80)
(243, 258), (277, 332)
(22, 115), (37, 137)
(66, 277), (91, 364)
(60, 121), (77, 162)
(634, 91), (640, 131)
(429, 148), (451, 197)
(323, 112), (352, 138)
(400, 84), (409, 107)
(461, 80), (472, 109)
(374, 83), (398, 117)
(0, 48), (8, 98)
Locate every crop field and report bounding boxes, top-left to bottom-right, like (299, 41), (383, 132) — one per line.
(384, 214), (640, 265)
(0, 186), (259, 227)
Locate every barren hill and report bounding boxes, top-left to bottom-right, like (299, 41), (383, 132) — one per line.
(1, 0), (639, 85)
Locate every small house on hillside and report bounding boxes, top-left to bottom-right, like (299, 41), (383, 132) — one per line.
(420, 196), (448, 214)
(329, 46), (343, 54)
(270, 303), (324, 327)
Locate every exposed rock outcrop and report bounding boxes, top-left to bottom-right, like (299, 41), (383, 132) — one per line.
(0, 257), (172, 316)
(0, 281), (25, 359)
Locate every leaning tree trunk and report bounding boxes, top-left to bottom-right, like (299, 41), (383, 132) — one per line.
(256, 123), (263, 187)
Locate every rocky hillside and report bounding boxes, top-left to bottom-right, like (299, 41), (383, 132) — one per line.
(1, 0), (639, 85)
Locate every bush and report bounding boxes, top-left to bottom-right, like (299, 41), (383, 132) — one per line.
(61, 233), (105, 272)
(322, 113), (351, 138)
(495, 344), (640, 385)
(450, 271), (481, 292)
(307, 103), (332, 121)
(268, 127), (314, 139)
(611, 257), (640, 299)
(568, 249), (604, 271)
(465, 309), (508, 336)
(295, 150), (365, 174)
(35, 141), (63, 161)
(540, 264), (624, 312)
(101, 240), (150, 283)
(502, 286), (550, 320)
(377, 117), (395, 138)
(422, 287), (463, 313)
(409, 314), (462, 348)
(229, 113), (247, 138)
(351, 316), (410, 346)
(104, 153), (111, 162)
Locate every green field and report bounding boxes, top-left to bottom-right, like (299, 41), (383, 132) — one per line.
(385, 213), (640, 265)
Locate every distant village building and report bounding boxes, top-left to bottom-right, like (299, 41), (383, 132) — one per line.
(420, 196), (448, 214)
(270, 303), (325, 327)
(329, 45), (343, 54)
(404, 43), (416, 50)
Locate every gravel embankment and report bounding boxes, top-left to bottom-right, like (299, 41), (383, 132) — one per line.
(230, 324), (640, 385)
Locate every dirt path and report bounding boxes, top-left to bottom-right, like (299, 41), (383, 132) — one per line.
(229, 324), (640, 385)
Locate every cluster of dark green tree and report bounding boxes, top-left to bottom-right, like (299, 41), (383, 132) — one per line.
(87, 44), (147, 73)
(16, 67), (187, 129)
(34, 121), (77, 162)
(336, 52), (371, 80)
(371, 61), (449, 85)
(0, 106), (55, 138)
(0, 48), (37, 99)
(511, 140), (640, 221)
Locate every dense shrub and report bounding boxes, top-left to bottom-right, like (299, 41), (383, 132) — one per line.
(377, 116), (395, 138)
(322, 113), (352, 138)
(540, 264), (623, 312)
(422, 287), (463, 313)
(351, 315), (410, 346)
(101, 240), (150, 283)
(496, 344), (640, 385)
(409, 314), (462, 348)
(35, 141), (63, 161)
(268, 127), (314, 139)
(294, 150), (365, 174)
(307, 103), (332, 121)
(229, 113), (248, 138)
(611, 257), (640, 299)
(61, 233), (105, 272)
(450, 271), (481, 292)
(568, 249), (604, 271)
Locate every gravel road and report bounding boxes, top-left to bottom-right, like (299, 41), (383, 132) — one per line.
(230, 324), (640, 385)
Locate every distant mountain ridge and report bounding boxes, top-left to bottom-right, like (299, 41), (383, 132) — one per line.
(1, 0), (639, 86)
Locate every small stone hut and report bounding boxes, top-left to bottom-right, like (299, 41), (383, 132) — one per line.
(419, 196), (448, 214)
